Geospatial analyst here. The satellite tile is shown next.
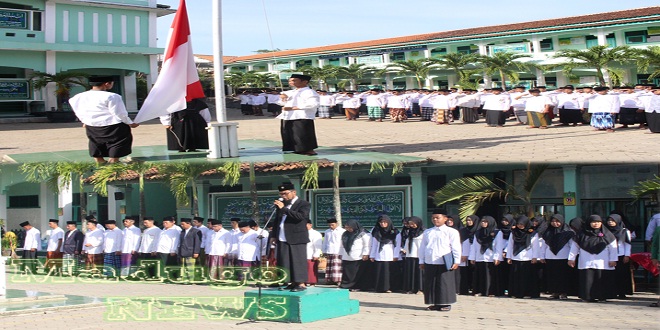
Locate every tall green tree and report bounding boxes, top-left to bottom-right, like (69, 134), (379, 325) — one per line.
(31, 71), (88, 111)
(386, 59), (435, 89)
(288, 66), (340, 90)
(428, 53), (479, 84)
(475, 52), (533, 89)
(244, 71), (278, 88)
(629, 175), (660, 201)
(225, 71), (248, 93)
(553, 45), (633, 86)
(433, 164), (548, 220)
(633, 45), (660, 80)
(337, 63), (373, 90)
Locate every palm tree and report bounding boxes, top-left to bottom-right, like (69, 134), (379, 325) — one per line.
(160, 162), (241, 217)
(553, 45), (633, 86)
(433, 164), (548, 220)
(90, 161), (160, 221)
(629, 175), (660, 201)
(475, 52), (533, 89)
(288, 66), (339, 90)
(336, 63), (373, 90)
(633, 45), (660, 80)
(428, 53), (479, 84)
(386, 59), (435, 89)
(225, 71), (248, 93)
(244, 71), (278, 88)
(31, 71), (88, 111)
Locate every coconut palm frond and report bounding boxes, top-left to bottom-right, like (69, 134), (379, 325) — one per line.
(218, 161), (242, 187)
(56, 161), (96, 190)
(522, 164), (549, 195)
(160, 162), (219, 207)
(301, 161), (319, 190)
(392, 162), (404, 175)
(90, 163), (127, 196)
(629, 175), (660, 201)
(370, 162), (386, 174)
(19, 162), (60, 191)
(433, 175), (505, 206)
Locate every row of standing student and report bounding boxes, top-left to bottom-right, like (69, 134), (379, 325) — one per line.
(327, 212), (632, 304)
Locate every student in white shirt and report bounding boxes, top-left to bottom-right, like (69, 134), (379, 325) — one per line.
(339, 220), (371, 291)
(227, 218), (241, 266)
(588, 86), (620, 132)
(418, 210), (461, 312)
(539, 214), (575, 300)
(45, 219), (64, 275)
(317, 90), (335, 119)
(68, 76), (139, 164)
(83, 219), (104, 272)
(518, 89), (552, 129)
(306, 220), (323, 286)
(568, 215), (618, 302)
(137, 217), (161, 279)
(604, 214), (633, 299)
(206, 219), (230, 281)
(102, 220), (123, 278)
(483, 87), (511, 127)
(386, 90), (410, 123)
(505, 216), (540, 298)
(365, 89), (387, 122)
(120, 216), (141, 278)
(20, 221), (41, 274)
(322, 218), (346, 285)
(237, 221), (262, 282)
(402, 216), (425, 294)
(336, 92), (361, 120)
(643, 87), (660, 133)
(369, 215), (401, 293)
(469, 216), (504, 297)
(156, 217), (180, 281)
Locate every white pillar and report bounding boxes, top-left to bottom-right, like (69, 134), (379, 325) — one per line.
(107, 185), (120, 222)
(597, 29), (607, 46)
(535, 68), (546, 87)
(385, 73), (393, 90)
(123, 72), (138, 112)
(318, 59), (325, 68)
(0, 256), (7, 297)
(58, 177), (73, 223)
(423, 49), (431, 59)
(208, 0), (239, 158)
(447, 74), (457, 88)
(0, 190), (7, 227)
(531, 37), (541, 56)
(40, 182), (57, 233)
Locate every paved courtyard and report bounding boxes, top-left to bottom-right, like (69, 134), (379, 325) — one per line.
(1, 270), (658, 330)
(1, 107), (659, 164)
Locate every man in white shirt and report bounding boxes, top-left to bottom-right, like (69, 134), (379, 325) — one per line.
(206, 219), (230, 281)
(386, 90), (410, 123)
(102, 220), (123, 278)
(317, 90), (336, 119)
(45, 219), (64, 275)
(418, 210), (461, 312)
(68, 76), (139, 164)
(83, 219), (104, 272)
(250, 91), (266, 116)
(156, 217), (180, 281)
(322, 218), (346, 285)
(517, 89), (552, 129)
(365, 89), (387, 122)
(509, 86), (528, 125)
(643, 86), (660, 133)
(20, 221), (41, 274)
(267, 90), (283, 117)
(137, 217), (161, 279)
(306, 220), (323, 286)
(227, 218), (241, 267)
(483, 87), (511, 127)
(278, 74), (319, 156)
(193, 217), (210, 267)
(120, 216), (141, 278)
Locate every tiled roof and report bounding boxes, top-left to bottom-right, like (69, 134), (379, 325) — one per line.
(228, 6), (660, 63)
(194, 55), (238, 63)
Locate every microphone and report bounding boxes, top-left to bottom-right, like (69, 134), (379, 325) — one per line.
(273, 197), (284, 208)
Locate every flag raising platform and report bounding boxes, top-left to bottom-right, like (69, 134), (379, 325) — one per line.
(243, 287), (359, 323)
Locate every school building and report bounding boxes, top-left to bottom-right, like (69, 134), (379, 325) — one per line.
(224, 7), (660, 91)
(0, 0), (174, 117)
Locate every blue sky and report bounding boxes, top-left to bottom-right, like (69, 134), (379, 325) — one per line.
(155, 0), (655, 56)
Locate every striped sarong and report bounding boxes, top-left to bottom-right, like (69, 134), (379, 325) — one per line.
(367, 106), (384, 120)
(421, 107), (434, 121)
(180, 257), (198, 282)
(527, 112), (550, 128)
(325, 254), (343, 284)
(62, 253), (81, 276)
(104, 253), (121, 277)
(318, 106), (332, 118)
(207, 255), (225, 280)
(432, 109), (450, 124)
(120, 253), (137, 277)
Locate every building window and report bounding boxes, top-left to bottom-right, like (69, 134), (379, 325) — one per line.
(327, 58), (341, 66)
(625, 30), (647, 44)
(456, 45), (477, 54)
(296, 60), (312, 68)
(430, 47), (447, 57)
(357, 178), (380, 186)
(8, 195), (39, 208)
(606, 33), (616, 47)
(252, 65), (267, 72)
(390, 52), (405, 61)
(539, 38), (553, 51)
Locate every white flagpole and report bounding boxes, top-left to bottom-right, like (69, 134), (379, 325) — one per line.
(208, 0), (239, 158)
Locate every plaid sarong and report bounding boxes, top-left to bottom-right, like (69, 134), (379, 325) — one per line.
(104, 253), (121, 277)
(368, 106), (384, 119)
(207, 255), (225, 280)
(120, 253), (137, 277)
(318, 105), (332, 118)
(432, 109), (450, 124)
(421, 107), (434, 121)
(325, 254), (343, 283)
(63, 253), (81, 276)
(180, 257), (198, 282)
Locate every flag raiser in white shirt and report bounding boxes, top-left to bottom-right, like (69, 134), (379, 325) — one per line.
(418, 225), (461, 265)
(103, 227), (123, 253)
(277, 87), (319, 120)
(121, 225), (142, 254)
(69, 90), (134, 126)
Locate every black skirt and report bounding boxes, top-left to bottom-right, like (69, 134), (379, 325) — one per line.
(473, 261), (497, 296)
(609, 256), (633, 297)
(559, 108), (582, 124)
(280, 119), (318, 153)
(646, 112), (660, 133)
(459, 263), (474, 295)
(508, 260), (538, 298)
(485, 109), (505, 126)
(579, 268), (613, 301)
(85, 123), (133, 158)
(545, 259), (571, 294)
(340, 260), (363, 289)
(423, 264), (457, 305)
(402, 257), (423, 293)
(494, 261), (509, 296)
(166, 110), (209, 151)
(373, 261), (392, 292)
(618, 107), (639, 125)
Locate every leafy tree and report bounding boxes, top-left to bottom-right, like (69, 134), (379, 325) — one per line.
(433, 164), (548, 220)
(386, 59), (435, 89)
(427, 53), (479, 84)
(629, 175), (660, 201)
(337, 63), (374, 90)
(633, 45), (660, 80)
(553, 45), (633, 86)
(225, 71), (248, 93)
(475, 52), (533, 89)
(31, 71), (88, 111)
(244, 71), (278, 88)
(287, 66), (339, 90)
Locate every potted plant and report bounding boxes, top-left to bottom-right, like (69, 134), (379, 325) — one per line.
(31, 71), (88, 122)
(1, 231), (18, 258)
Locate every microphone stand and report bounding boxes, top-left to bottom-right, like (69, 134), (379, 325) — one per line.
(255, 198), (281, 320)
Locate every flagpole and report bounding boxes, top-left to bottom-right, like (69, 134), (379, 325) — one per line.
(208, 0), (239, 158)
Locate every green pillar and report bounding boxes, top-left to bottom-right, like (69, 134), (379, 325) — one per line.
(562, 165), (581, 220)
(197, 181), (210, 218)
(409, 168), (428, 226)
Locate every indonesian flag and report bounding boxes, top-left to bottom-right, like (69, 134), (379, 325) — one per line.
(134, 0), (205, 123)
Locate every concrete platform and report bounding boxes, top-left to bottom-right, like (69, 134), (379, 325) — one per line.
(0, 289), (103, 315)
(243, 287), (359, 323)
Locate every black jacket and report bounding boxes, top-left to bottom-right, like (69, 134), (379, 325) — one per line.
(272, 198), (311, 245)
(178, 227), (202, 257)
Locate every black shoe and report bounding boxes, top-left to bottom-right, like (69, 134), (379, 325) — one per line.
(290, 286), (307, 292)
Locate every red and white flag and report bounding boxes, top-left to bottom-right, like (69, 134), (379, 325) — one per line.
(134, 0), (205, 123)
